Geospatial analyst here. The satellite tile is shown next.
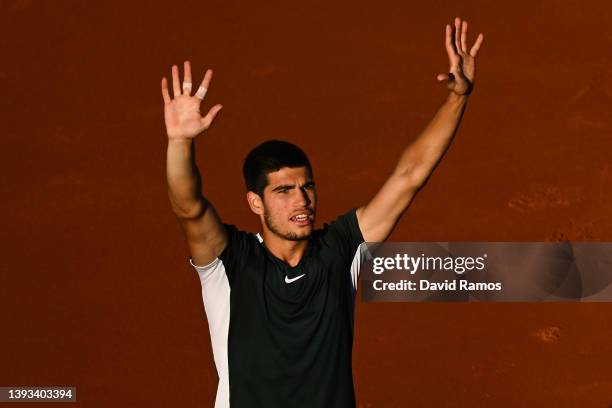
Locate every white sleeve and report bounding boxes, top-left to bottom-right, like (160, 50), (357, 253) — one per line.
(189, 257), (230, 408)
(350, 243), (373, 293)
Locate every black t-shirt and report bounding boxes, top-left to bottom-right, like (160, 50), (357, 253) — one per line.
(190, 208), (365, 408)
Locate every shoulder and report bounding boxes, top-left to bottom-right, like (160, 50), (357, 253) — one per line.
(316, 208), (363, 237)
(189, 223), (260, 284)
(313, 208), (365, 255)
(190, 223), (258, 267)
(220, 223), (259, 258)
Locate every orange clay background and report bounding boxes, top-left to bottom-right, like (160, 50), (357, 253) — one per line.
(1, 1), (612, 407)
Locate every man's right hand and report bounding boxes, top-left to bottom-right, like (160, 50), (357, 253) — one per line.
(161, 61), (223, 140)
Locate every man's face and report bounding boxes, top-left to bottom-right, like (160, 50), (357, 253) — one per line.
(260, 166), (317, 241)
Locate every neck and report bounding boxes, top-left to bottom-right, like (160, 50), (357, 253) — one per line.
(260, 229), (309, 267)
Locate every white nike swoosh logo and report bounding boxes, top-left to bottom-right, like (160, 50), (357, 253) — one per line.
(285, 274), (306, 283)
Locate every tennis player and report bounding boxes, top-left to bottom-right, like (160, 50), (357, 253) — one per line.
(162, 17), (483, 408)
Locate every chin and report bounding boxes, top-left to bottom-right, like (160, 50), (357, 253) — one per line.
(285, 226), (313, 241)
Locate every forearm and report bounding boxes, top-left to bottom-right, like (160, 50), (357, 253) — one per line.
(166, 138), (204, 217)
(394, 92), (468, 186)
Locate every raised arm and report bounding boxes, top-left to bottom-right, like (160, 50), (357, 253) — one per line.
(163, 61), (227, 266)
(356, 17), (484, 242)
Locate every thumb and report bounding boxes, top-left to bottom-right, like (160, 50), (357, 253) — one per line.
(436, 73), (455, 82)
(199, 104), (223, 129)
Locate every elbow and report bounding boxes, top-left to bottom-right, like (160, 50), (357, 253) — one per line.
(393, 158), (429, 190)
(171, 197), (208, 219)
(392, 169), (426, 192)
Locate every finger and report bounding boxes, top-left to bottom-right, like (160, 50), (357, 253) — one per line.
(171, 65), (181, 98)
(161, 77), (172, 104)
(444, 24), (455, 58)
(195, 69), (213, 100)
(454, 17), (461, 54)
(461, 21), (468, 53)
(200, 104), (223, 128)
(469, 33), (484, 57)
(182, 60), (193, 95)
(437, 73), (455, 92)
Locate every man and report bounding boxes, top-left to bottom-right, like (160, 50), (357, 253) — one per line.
(162, 17), (483, 408)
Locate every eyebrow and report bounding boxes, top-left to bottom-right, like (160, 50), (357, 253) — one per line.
(271, 181), (316, 192)
(271, 184), (294, 192)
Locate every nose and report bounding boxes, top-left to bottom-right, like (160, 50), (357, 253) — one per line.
(296, 187), (311, 207)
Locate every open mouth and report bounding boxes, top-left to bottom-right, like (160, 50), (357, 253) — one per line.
(290, 213), (312, 225)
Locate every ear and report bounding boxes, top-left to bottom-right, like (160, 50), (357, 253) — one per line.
(246, 191), (264, 215)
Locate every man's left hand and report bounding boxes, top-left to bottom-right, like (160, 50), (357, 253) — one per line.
(436, 17), (484, 96)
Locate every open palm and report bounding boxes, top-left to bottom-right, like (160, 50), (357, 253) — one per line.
(437, 17), (484, 96)
(161, 61), (223, 140)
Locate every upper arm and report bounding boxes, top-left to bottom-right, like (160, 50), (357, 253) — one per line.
(176, 199), (228, 266)
(356, 172), (420, 242)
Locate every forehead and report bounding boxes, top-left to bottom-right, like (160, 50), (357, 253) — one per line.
(266, 166), (312, 186)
